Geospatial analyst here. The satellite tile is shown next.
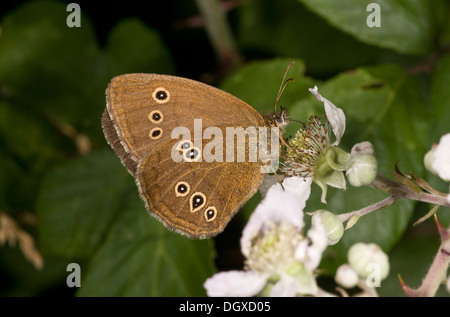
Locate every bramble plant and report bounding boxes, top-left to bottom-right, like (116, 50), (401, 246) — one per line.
(0, 0), (450, 297)
(204, 87), (450, 297)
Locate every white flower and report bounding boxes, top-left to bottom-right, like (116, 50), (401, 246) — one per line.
(240, 177), (310, 256)
(281, 86), (349, 203)
(426, 133), (450, 204)
(204, 177), (328, 297)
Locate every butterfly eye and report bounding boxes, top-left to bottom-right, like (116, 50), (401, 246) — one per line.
(149, 110), (163, 123)
(205, 207), (217, 222)
(190, 192), (206, 213)
(152, 87), (170, 104)
(149, 127), (163, 140)
(175, 181), (190, 197)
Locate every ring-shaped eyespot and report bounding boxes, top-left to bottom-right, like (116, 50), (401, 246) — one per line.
(149, 127), (163, 140)
(175, 181), (190, 197)
(190, 192), (206, 213)
(184, 147), (201, 162)
(149, 110), (164, 123)
(152, 87), (170, 104)
(205, 207), (217, 222)
(177, 140), (193, 151)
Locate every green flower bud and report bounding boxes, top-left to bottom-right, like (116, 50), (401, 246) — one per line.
(346, 154), (378, 187)
(335, 264), (359, 288)
(312, 210), (344, 245)
(347, 243), (389, 281)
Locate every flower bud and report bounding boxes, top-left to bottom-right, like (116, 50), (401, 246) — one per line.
(424, 146), (438, 176)
(431, 133), (450, 181)
(335, 264), (359, 288)
(347, 243), (389, 280)
(346, 154), (377, 187)
(312, 210), (344, 245)
(351, 141), (375, 156)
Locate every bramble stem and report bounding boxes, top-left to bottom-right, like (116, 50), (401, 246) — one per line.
(337, 196), (396, 223)
(338, 173), (450, 223)
(195, 0), (243, 73)
(402, 217), (450, 297)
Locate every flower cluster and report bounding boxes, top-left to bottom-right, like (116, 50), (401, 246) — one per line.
(204, 86), (390, 297)
(281, 86), (378, 203)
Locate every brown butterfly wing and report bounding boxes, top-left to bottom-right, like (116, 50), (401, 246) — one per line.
(103, 73), (267, 238)
(137, 131), (265, 238)
(103, 73), (264, 175)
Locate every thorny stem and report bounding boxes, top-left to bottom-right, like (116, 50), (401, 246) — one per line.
(336, 172), (450, 296)
(401, 216), (450, 297)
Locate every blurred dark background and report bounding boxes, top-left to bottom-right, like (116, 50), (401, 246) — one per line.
(3, 0), (218, 79)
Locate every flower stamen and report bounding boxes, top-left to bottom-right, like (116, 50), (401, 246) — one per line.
(281, 115), (331, 178)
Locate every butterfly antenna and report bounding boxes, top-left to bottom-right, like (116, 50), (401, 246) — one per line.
(274, 61), (296, 113)
(290, 118), (303, 124)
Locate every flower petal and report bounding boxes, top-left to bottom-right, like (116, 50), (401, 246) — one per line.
(296, 266), (319, 296)
(269, 273), (300, 297)
(282, 176), (313, 209)
(294, 216), (328, 271)
(204, 271), (268, 297)
(305, 216), (328, 270)
(431, 133), (450, 181)
(240, 182), (306, 256)
(309, 86), (346, 146)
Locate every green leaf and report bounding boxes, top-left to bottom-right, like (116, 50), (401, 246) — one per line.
(236, 0), (380, 76)
(220, 57), (314, 123)
(77, 193), (215, 297)
(0, 101), (64, 172)
(0, 2), (175, 147)
(37, 150), (132, 258)
(0, 100), (65, 210)
(430, 53), (450, 143)
(298, 0), (445, 55)
(105, 18), (175, 75)
(0, 0), (105, 139)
